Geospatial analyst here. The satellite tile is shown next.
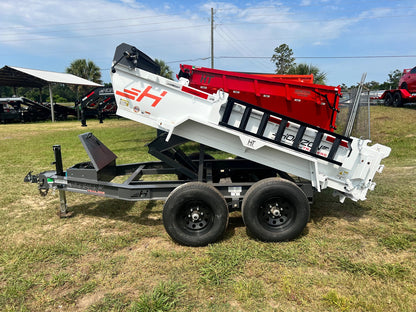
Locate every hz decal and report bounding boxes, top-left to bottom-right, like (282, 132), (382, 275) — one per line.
(116, 86), (167, 107)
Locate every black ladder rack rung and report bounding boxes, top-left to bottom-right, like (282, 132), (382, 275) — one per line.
(292, 125), (306, 148)
(221, 100), (234, 124)
(274, 119), (288, 142)
(310, 132), (324, 154)
(239, 106), (252, 130)
(327, 137), (341, 160)
(256, 113), (270, 136)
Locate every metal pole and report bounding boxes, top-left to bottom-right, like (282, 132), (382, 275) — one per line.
(211, 7), (214, 69)
(367, 90), (371, 139)
(53, 145), (72, 218)
(345, 73), (366, 137)
(49, 83), (55, 122)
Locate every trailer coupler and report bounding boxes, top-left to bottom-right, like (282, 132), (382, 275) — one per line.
(24, 145), (73, 218)
(24, 171), (47, 195)
(24, 171), (38, 184)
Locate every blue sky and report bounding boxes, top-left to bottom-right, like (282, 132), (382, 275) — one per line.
(1, 0), (415, 87)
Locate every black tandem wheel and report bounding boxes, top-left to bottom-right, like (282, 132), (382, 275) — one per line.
(242, 178), (310, 242)
(384, 92), (393, 106)
(163, 182), (229, 246)
(392, 92), (403, 107)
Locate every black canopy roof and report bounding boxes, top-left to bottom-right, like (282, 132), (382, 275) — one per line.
(0, 66), (102, 88)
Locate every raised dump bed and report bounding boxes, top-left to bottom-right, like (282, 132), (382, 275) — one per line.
(177, 64), (340, 131)
(110, 43), (390, 201)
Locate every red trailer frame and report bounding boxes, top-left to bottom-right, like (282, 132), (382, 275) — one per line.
(178, 64), (340, 131)
(378, 88), (416, 107)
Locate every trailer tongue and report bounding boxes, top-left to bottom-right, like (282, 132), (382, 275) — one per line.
(25, 43), (391, 246)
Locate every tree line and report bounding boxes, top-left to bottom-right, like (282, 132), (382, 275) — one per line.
(0, 45), (405, 103)
(271, 43), (403, 90)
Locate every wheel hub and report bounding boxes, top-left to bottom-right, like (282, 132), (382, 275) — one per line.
(269, 203), (282, 217)
(184, 206), (210, 230)
(190, 207), (203, 221)
(262, 200), (290, 227)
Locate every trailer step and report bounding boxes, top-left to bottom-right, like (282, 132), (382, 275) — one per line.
(219, 97), (352, 166)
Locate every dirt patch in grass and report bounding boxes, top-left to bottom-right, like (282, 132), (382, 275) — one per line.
(75, 291), (107, 311)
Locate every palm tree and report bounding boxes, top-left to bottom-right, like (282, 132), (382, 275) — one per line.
(288, 63), (327, 85)
(66, 59), (102, 96)
(155, 59), (173, 80)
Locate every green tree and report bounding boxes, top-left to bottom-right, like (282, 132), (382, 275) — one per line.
(379, 69), (402, 90)
(155, 59), (173, 80)
(388, 69), (402, 89)
(0, 86), (13, 97)
(271, 44), (296, 74)
(363, 81), (381, 91)
(287, 63), (327, 85)
(66, 59), (102, 96)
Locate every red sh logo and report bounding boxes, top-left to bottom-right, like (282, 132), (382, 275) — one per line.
(116, 86), (167, 107)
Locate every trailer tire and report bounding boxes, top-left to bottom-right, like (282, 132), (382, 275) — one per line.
(163, 182), (228, 246)
(384, 92), (393, 106)
(242, 178), (310, 242)
(393, 92), (403, 107)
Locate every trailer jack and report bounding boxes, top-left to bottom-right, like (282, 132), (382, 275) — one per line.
(24, 146), (73, 218)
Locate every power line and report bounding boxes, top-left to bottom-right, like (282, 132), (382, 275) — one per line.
(167, 55), (416, 64)
(218, 13), (416, 27)
(215, 0), (411, 11)
(0, 24), (209, 43)
(0, 19), (191, 37)
(215, 55), (416, 59)
(215, 24), (271, 72)
(0, 13), (174, 31)
(0, 21), (199, 40)
(166, 57), (211, 64)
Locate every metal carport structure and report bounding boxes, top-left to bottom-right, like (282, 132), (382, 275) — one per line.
(0, 66), (102, 122)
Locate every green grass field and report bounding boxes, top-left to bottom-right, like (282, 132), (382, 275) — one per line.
(0, 106), (415, 311)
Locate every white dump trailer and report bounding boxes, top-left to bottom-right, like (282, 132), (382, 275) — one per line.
(25, 43), (391, 246)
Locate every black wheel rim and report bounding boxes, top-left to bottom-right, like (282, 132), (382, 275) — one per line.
(258, 197), (295, 230)
(385, 94), (393, 106)
(177, 200), (214, 232)
(393, 93), (401, 107)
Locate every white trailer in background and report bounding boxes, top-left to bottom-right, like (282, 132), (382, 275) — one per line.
(25, 43), (391, 246)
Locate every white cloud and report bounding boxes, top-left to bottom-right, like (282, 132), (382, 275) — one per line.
(0, 0), (414, 86)
(300, 0), (312, 6)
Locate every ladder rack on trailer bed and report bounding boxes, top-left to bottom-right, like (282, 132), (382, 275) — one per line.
(25, 43), (391, 246)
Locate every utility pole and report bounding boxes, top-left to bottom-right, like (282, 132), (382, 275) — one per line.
(211, 7), (214, 69)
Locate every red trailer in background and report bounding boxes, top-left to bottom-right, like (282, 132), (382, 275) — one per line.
(178, 64), (340, 131)
(377, 67), (416, 107)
